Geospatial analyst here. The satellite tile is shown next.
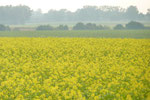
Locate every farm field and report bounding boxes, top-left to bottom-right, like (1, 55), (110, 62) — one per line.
(0, 38), (150, 99)
(0, 30), (150, 38)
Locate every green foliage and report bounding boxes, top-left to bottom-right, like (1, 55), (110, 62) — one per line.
(73, 22), (110, 30)
(85, 23), (97, 30)
(73, 22), (86, 30)
(36, 25), (54, 30)
(56, 25), (69, 30)
(0, 24), (10, 31)
(126, 21), (145, 29)
(114, 24), (125, 30)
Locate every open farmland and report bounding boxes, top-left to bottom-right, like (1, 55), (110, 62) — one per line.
(0, 38), (150, 99)
(0, 30), (150, 38)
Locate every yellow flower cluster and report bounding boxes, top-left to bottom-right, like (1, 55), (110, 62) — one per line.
(0, 38), (149, 100)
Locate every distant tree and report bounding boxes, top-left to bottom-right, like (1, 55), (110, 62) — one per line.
(56, 25), (68, 30)
(125, 21), (145, 29)
(85, 23), (98, 30)
(45, 9), (73, 22)
(36, 25), (54, 30)
(73, 22), (86, 30)
(138, 13), (145, 21)
(114, 24), (125, 30)
(14, 5), (32, 24)
(98, 6), (125, 21)
(85, 23), (110, 30)
(75, 6), (100, 21)
(97, 25), (104, 30)
(125, 6), (139, 20)
(29, 9), (45, 23)
(0, 5), (32, 24)
(146, 9), (150, 20)
(147, 9), (150, 15)
(73, 22), (110, 30)
(0, 24), (10, 31)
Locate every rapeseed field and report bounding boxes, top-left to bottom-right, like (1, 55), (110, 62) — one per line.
(0, 38), (149, 100)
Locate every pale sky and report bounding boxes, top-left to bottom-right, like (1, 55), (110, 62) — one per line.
(0, 0), (149, 13)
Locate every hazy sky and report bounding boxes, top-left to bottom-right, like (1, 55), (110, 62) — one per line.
(0, 0), (149, 13)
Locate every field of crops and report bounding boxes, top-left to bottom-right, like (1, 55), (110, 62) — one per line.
(0, 30), (150, 38)
(0, 38), (149, 99)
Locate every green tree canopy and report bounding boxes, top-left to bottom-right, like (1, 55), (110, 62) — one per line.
(126, 21), (145, 29)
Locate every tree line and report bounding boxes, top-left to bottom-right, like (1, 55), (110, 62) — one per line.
(0, 21), (148, 31)
(0, 5), (150, 24)
(30, 5), (150, 23)
(36, 21), (148, 30)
